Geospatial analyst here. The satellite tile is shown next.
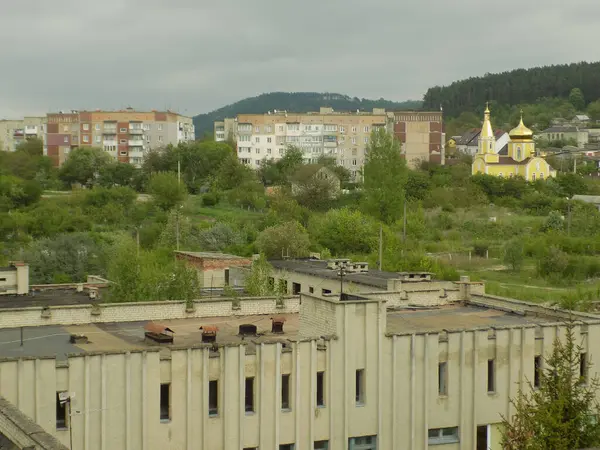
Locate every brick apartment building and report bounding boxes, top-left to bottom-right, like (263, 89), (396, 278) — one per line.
(215, 107), (444, 175)
(44, 108), (195, 167)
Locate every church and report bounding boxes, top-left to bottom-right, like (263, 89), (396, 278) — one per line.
(472, 105), (556, 181)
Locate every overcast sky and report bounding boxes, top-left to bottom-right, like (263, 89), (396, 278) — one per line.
(1, 0), (598, 118)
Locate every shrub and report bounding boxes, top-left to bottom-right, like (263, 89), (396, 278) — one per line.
(201, 192), (219, 207)
(503, 239), (524, 271)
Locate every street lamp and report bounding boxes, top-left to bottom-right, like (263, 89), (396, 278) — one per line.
(338, 261), (348, 300)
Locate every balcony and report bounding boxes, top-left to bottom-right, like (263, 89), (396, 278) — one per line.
(13, 129), (24, 137)
(103, 127), (117, 134)
(129, 128), (143, 135)
(129, 140), (144, 147)
(24, 126), (38, 134)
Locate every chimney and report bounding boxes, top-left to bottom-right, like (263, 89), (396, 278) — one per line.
(271, 316), (286, 334)
(144, 323), (174, 343)
(200, 326), (218, 343)
(238, 324), (257, 336)
(10, 262), (29, 295)
(458, 275), (471, 300)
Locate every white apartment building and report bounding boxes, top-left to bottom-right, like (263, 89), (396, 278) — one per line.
(0, 263), (598, 450)
(0, 117), (46, 152)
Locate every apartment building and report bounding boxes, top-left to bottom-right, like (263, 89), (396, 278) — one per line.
(0, 116), (46, 152)
(0, 263), (598, 449)
(44, 109), (194, 167)
(216, 107), (445, 175)
(214, 117), (237, 142)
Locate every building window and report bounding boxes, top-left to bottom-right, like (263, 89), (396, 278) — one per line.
(209, 380), (218, 416)
(352, 159), (357, 166)
(540, 173), (544, 180)
(158, 136), (163, 142)
(120, 139), (127, 144)
(255, 137), (260, 143)
(309, 286), (314, 293)
(160, 383), (171, 421)
(63, 136), (69, 143)
(534, 355), (542, 388)
(364, 126), (369, 133)
(266, 125), (272, 132)
(245, 377), (255, 413)
(428, 427), (459, 445)
(314, 441), (329, 450)
(280, 445), (294, 450)
(119, 127), (127, 133)
(438, 362), (448, 396)
(267, 148), (272, 154)
(351, 126), (356, 133)
(340, 126), (345, 133)
(532, 173), (536, 181)
(82, 123), (89, 131)
(487, 359), (496, 393)
(83, 135), (89, 143)
(63, 125), (69, 132)
(281, 374), (291, 410)
(255, 126), (260, 133)
(348, 435), (377, 450)
(143, 123), (151, 131)
(256, 148), (260, 154)
(56, 392), (68, 430)
(316, 371), (325, 407)
(95, 124), (100, 131)
(364, 137), (368, 144)
(157, 124), (163, 131)
(517, 147), (522, 159)
(351, 137), (356, 144)
(267, 137), (272, 143)
(355, 369), (365, 405)
(95, 136), (101, 143)
(581, 353), (588, 383)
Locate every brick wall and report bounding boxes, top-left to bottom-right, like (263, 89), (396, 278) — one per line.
(0, 296), (300, 329)
(299, 295), (339, 338)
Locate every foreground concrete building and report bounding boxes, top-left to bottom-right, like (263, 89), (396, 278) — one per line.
(0, 264), (598, 449)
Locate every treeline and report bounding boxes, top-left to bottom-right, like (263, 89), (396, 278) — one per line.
(424, 61), (600, 118)
(193, 91), (422, 137)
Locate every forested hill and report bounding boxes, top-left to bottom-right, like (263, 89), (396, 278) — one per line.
(423, 61), (600, 117)
(193, 92), (422, 137)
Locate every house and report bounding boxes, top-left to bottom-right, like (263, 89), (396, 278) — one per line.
(573, 114), (591, 124)
(289, 164), (341, 198)
(572, 195), (600, 211)
(175, 251), (252, 288)
(456, 128), (509, 156)
(472, 105), (556, 181)
(539, 126), (589, 148)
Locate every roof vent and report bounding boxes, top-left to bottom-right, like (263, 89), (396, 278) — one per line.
(271, 316), (286, 334)
(238, 324), (257, 336)
(70, 334), (89, 344)
(200, 325), (218, 343)
(144, 322), (174, 344)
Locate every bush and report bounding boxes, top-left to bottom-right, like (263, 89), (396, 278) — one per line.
(201, 192), (219, 207)
(503, 239), (524, 271)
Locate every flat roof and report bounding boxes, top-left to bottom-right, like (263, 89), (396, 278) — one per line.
(0, 289), (101, 309)
(176, 251), (249, 260)
(386, 304), (551, 334)
(270, 259), (400, 289)
(0, 314), (299, 360)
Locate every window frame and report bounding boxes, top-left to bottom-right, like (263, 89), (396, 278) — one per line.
(428, 427), (459, 445)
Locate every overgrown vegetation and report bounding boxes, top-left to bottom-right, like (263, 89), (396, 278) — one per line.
(2, 131), (600, 305)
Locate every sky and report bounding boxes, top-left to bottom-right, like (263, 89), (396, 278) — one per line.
(1, 0), (599, 119)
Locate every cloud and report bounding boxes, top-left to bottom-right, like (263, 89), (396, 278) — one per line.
(1, 0), (598, 118)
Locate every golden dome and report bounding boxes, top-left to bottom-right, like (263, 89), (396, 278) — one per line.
(509, 111), (533, 140)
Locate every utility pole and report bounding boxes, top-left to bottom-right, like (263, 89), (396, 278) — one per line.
(378, 224), (383, 271)
(402, 200), (407, 242)
(176, 208), (180, 251)
(567, 197), (572, 236)
(177, 159), (181, 185)
(338, 261), (347, 300)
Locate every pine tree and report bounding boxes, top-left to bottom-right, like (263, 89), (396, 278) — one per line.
(501, 321), (600, 449)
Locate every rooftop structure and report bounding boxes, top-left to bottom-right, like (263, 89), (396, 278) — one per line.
(175, 251), (252, 288)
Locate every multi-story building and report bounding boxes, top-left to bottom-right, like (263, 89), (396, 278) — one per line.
(392, 111), (445, 165)
(44, 109), (194, 167)
(0, 116), (46, 152)
(214, 117), (237, 142)
(1, 259), (599, 450)
(216, 107), (445, 177)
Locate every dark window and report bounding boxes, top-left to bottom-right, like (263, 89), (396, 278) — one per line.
(316, 371), (325, 407)
(356, 369), (365, 404)
(348, 435), (377, 449)
(56, 392), (68, 429)
(281, 374), (291, 410)
(428, 427), (459, 445)
(309, 286), (314, 293)
(280, 445), (295, 450)
(322, 289), (331, 295)
(581, 353), (588, 383)
(438, 362), (448, 396)
(487, 359), (495, 393)
(209, 380), (218, 416)
(534, 356), (542, 388)
(224, 269), (230, 285)
(245, 377), (255, 413)
(160, 383), (170, 421)
(476, 425), (488, 450)
(314, 441), (329, 450)
(292, 282), (301, 294)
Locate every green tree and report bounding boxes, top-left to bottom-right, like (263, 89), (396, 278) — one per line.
(199, 223), (243, 251)
(362, 128), (408, 224)
(147, 172), (188, 211)
(212, 154), (256, 191)
(503, 238), (525, 271)
(501, 321), (600, 449)
(158, 209), (198, 250)
(255, 221), (310, 258)
(98, 162), (136, 187)
(244, 254), (276, 296)
(569, 87), (586, 111)
(310, 208), (377, 256)
(587, 99), (600, 121)
(58, 147), (111, 186)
